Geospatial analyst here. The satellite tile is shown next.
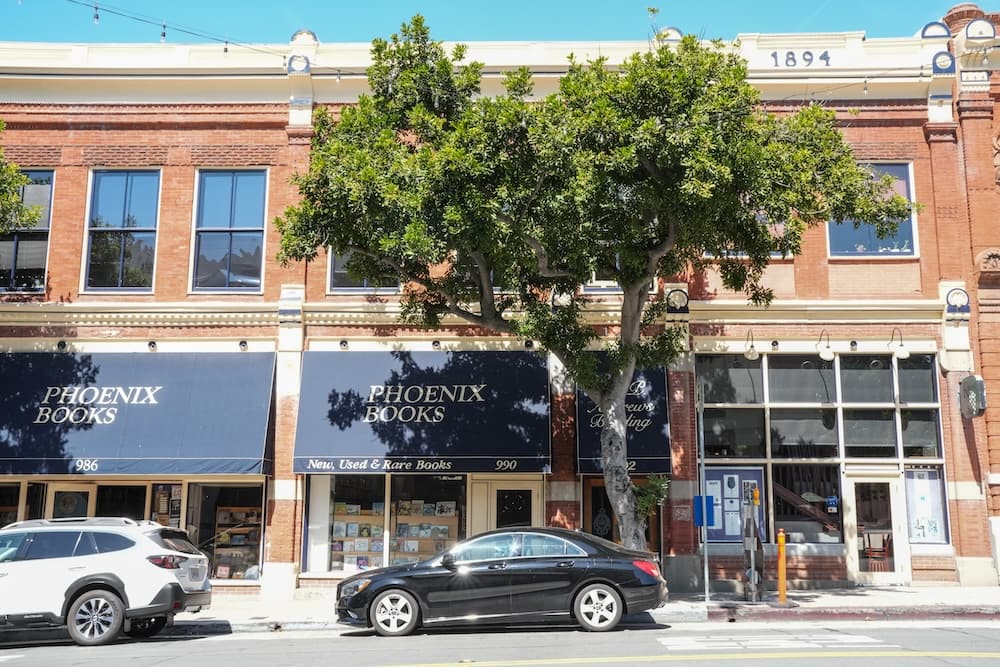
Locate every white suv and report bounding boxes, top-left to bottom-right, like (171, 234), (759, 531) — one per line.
(0, 517), (211, 646)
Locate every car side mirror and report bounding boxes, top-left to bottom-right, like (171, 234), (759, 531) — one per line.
(441, 552), (457, 570)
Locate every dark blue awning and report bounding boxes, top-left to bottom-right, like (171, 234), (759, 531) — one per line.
(576, 367), (671, 474)
(293, 351), (550, 474)
(0, 352), (274, 475)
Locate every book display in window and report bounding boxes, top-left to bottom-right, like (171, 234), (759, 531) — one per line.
(329, 502), (386, 570)
(212, 506), (262, 579)
(389, 500), (460, 565)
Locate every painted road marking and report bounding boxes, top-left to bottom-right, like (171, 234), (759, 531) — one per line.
(658, 632), (898, 651)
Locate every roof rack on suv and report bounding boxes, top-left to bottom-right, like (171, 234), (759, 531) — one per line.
(2, 517), (149, 530)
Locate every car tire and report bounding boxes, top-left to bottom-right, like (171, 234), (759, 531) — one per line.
(66, 589), (125, 646)
(573, 583), (623, 632)
(124, 615), (168, 639)
(370, 589), (420, 637)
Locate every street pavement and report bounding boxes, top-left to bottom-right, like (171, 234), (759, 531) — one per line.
(3, 584), (999, 644)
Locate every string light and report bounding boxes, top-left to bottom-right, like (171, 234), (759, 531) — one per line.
(160, 23), (166, 43)
(863, 79), (869, 95)
(92, 2), (99, 24)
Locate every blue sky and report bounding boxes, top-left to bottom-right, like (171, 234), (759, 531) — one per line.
(0, 1), (989, 45)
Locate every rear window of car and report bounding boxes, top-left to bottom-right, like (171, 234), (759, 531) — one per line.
(91, 531), (135, 553)
(149, 529), (201, 554)
(522, 534), (587, 557)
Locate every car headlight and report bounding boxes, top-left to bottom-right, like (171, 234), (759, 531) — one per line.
(340, 578), (372, 598)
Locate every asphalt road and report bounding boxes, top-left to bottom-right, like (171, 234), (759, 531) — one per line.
(3, 620), (1000, 666)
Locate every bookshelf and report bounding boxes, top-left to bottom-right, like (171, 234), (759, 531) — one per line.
(389, 499), (459, 565)
(329, 501), (386, 570)
(212, 506), (261, 579)
(329, 499), (460, 569)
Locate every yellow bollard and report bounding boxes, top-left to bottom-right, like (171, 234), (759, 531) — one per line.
(777, 528), (786, 605)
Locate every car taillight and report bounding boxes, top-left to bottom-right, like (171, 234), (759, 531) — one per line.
(633, 560), (661, 579)
(148, 555), (188, 569)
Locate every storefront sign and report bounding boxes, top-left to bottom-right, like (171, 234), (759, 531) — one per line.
(0, 352), (275, 475)
(293, 351), (551, 474)
(576, 367), (670, 474)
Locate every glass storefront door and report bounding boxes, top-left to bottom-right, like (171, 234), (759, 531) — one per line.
(844, 473), (910, 584)
(469, 476), (543, 536)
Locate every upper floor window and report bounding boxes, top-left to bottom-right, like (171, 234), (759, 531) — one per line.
(329, 250), (398, 291)
(828, 163), (914, 257)
(194, 170), (265, 290)
(1, 170), (52, 292)
(86, 170), (159, 290)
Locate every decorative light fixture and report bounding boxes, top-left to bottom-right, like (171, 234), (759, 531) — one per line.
(148, 341), (157, 351)
(888, 327), (910, 359)
(57, 340), (67, 351)
(771, 340), (779, 351)
(239, 340), (248, 351)
(744, 329), (759, 361)
(816, 330), (835, 361)
(432, 340), (441, 350)
(524, 340), (534, 349)
(863, 78), (869, 95)
(339, 340), (349, 350)
(665, 288), (690, 314)
(850, 340), (858, 351)
(93, 3), (99, 25)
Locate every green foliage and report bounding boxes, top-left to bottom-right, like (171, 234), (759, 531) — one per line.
(634, 474), (670, 519)
(0, 120), (39, 233)
(276, 17), (912, 395)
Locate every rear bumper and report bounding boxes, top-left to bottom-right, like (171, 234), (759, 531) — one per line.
(622, 581), (668, 613)
(127, 583), (212, 618)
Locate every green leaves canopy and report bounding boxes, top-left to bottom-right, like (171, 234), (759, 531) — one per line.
(0, 120), (39, 233)
(277, 17), (912, 396)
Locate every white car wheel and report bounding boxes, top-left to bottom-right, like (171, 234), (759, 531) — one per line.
(573, 583), (623, 632)
(371, 589), (419, 637)
(67, 590), (125, 646)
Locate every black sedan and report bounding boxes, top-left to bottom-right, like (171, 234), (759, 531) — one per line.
(336, 526), (668, 636)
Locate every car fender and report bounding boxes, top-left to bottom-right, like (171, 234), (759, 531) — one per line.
(62, 573), (130, 619)
(363, 577), (431, 621)
(569, 577), (628, 613)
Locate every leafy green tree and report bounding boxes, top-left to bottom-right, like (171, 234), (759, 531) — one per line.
(0, 120), (39, 233)
(277, 16), (911, 549)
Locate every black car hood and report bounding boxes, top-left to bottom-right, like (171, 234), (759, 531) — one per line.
(342, 559), (434, 584)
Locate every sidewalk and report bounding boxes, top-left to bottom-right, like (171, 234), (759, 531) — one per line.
(4, 584), (999, 645)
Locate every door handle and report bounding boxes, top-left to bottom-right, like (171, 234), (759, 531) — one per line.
(68, 566), (86, 571)
(557, 561), (574, 568)
(488, 562), (507, 570)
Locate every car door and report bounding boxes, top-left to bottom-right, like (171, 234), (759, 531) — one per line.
(424, 533), (520, 622)
(0, 530), (85, 618)
(505, 532), (591, 617)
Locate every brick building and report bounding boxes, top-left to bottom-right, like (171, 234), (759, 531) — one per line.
(2, 4), (999, 598)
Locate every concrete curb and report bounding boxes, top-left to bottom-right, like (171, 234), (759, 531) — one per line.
(706, 603), (1000, 622)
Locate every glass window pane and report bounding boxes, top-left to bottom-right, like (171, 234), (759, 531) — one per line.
(843, 408), (896, 457)
(0, 239), (12, 286)
(232, 172), (265, 229)
(13, 235), (47, 291)
(905, 468), (948, 544)
(92, 172), (127, 228)
(198, 172), (235, 229)
(331, 252), (362, 288)
(329, 475), (387, 572)
(899, 354), (937, 403)
(389, 475), (465, 566)
(770, 408), (838, 458)
(228, 232), (263, 288)
(194, 232), (230, 288)
(840, 355), (893, 403)
(125, 172), (159, 229)
(704, 407), (765, 457)
(697, 355), (764, 404)
(902, 410), (941, 457)
(829, 163), (913, 257)
(121, 232), (155, 288)
(22, 171), (53, 229)
(767, 356), (836, 403)
(773, 464), (842, 543)
(87, 231), (124, 287)
(24, 531), (81, 560)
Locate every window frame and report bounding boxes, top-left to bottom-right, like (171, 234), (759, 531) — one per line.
(827, 162), (916, 259)
(1, 169), (53, 293)
(83, 169), (160, 292)
(191, 168), (267, 293)
(327, 249), (400, 294)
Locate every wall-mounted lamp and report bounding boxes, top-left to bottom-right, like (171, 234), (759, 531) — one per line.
(56, 340), (67, 351)
(524, 340), (535, 349)
(339, 340), (349, 350)
(888, 327), (910, 360)
(432, 340), (441, 350)
(148, 341), (157, 351)
(238, 340), (248, 351)
(816, 330), (835, 362)
(743, 329), (759, 361)
(771, 340), (779, 351)
(850, 340), (858, 351)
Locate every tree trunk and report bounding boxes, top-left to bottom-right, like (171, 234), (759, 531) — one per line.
(598, 375), (647, 551)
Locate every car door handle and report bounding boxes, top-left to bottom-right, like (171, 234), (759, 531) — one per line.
(557, 561), (575, 568)
(488, 562), (507, 570)
(68, 566), (86, 571)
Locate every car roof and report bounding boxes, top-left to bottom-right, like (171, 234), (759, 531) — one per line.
(477, 526), (655, 556)
(0, 517), (164, 533)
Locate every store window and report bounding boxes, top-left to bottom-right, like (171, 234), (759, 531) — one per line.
(771, 408), (838, 458)
(86, 170), (159, 290)
(768, 356), (836, 403)
(329, 476), (387, 571)
(389, 476), (465, 566)
(95, 485), (146, 521)
(149, 483), (183, 528)
(186, 483), (263, 580)
(1, 170), (52, 292)
(828, 163), (914, 257)
(905, 468), (948, 544)
(773, 464), (842, 543)
(0, 484), (18, 526)
(193, 170), (266, 290)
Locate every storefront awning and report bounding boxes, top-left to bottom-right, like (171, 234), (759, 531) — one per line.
(293, 351), (550, 474)
(576, 366), (671, 474)
(0, 352), (274, 475)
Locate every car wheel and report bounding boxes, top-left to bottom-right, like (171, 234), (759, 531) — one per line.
(573, 583), (623, 632)
(66, 590), (125, 646)
(370, 589), (420, 637)
(124, 615), (168, 639)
